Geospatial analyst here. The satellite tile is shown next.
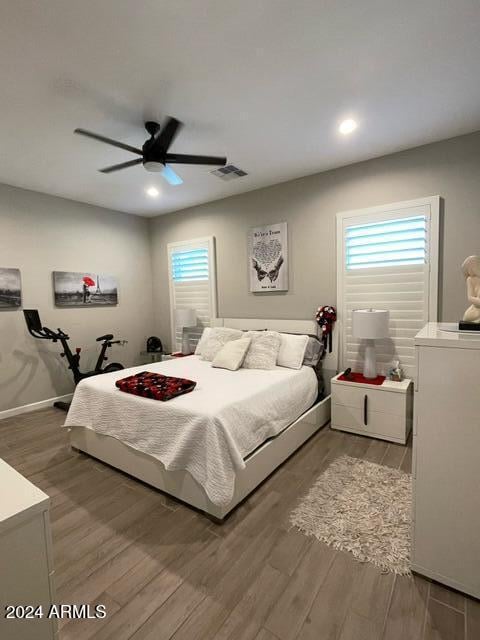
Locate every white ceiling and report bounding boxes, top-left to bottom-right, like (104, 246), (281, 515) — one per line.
(1, 1), (480, 217)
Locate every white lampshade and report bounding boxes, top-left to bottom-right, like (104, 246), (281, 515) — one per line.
(175, 308), (196, 328)
(352, 309), (389, 339)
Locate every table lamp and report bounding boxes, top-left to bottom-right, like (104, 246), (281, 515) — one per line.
(352, 308), (389, 379)
(175, 308), (197, 355)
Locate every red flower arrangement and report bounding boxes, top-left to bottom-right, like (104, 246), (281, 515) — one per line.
(315, 305), (337, 353)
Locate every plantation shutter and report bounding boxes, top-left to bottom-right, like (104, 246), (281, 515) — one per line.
(337, 199), (439, 380)
(168, 237), (217, 352)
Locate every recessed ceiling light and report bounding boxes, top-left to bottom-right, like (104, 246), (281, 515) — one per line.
(146, 186), (159, 198)
(339, 119), (358, 135)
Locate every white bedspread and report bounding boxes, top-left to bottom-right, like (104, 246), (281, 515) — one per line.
(64, 356), (317, 507)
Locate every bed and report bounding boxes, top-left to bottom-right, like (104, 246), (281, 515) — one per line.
(65, 318), (334, 520)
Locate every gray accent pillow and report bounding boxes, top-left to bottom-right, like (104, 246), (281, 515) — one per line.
(303, 336), (324, 366)
(242, 331), (282, 370)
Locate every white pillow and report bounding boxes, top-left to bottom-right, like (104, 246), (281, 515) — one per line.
(277, 333), (309, 369)
(195, 327), (212, 356)
(199, 327), (243, 361)
(242, 331), (281, 370)
(212, 337), (252, 371)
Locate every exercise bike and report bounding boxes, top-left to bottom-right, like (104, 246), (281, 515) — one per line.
(24, 309), (127, 411)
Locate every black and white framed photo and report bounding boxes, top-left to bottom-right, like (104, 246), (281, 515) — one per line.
(248, 222), (288, 292)
(53, 271), (118, 307)
(0, 268), (21, 308)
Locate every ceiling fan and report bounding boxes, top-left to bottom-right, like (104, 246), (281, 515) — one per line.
(74, 117), (227, 186)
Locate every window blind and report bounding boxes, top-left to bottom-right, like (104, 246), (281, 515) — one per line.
(338, 200), (439, 381)
(346, 216), (426, 269)
(168, 238), (216, 352)
(172, 248), (209, 282)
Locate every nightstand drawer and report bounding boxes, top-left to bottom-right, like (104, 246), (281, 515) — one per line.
(331, 384), (405, 416)
(332, 403), (406, 441)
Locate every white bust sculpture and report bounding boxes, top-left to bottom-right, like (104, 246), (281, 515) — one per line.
(462, 255), (480, 323)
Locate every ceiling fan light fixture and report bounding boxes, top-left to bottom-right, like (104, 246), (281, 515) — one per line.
(143, 160), (164, 172)
(161, 165), (183, 186)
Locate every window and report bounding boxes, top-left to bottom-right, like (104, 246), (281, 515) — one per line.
(345, 216), (427, 269)
(337, 197), (440, 379)
(172, 247), (209, 282)
(168, 237), (217, 352)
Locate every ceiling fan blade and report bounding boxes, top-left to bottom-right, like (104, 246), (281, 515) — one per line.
(161, 165), (183, 186)
(75, 128), (143, 155)
(165, 153), (227, 166)
(99, 158), (143, 173)
(152, 117), (183, 152)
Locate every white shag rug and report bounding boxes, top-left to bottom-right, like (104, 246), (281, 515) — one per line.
(290, 455), (412, 575)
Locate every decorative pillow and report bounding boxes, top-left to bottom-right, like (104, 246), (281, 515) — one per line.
(212, 337), (252, 371)
(303, 336), (324, 366)
(116, 371), (196, 401)
(199, 327), (243, 361)
(242, 331), (281, 370)
(277, 332), (324, 367)
(194, 327), (213, 356)
(277, 333), (309, 369)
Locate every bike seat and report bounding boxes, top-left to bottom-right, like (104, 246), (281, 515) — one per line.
(96, 333), (114, 342)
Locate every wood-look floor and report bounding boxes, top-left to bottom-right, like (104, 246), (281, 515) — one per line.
(1, 407), (479, 640)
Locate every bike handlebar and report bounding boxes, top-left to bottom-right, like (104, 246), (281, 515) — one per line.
(24, 310), (124, 346)
(40, 326), (70, 341)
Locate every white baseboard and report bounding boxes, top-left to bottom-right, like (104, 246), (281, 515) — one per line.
(0, 394), (73, 421)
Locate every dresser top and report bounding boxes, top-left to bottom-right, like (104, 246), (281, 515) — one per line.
(415, 322), (480, 349)
(0, 458), (49, 533)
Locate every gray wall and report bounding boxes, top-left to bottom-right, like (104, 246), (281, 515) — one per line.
(151, 131), (480, 349)
(0, 184), (154, 412)
(2, 130), (479, 411)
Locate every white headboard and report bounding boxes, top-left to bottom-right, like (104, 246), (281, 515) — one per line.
(214, 317), (338, 371)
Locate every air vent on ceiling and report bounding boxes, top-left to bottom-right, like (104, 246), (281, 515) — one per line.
(211, 164), (248, 180)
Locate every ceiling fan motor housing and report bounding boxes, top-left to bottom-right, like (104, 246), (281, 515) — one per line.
(145, 121), (160, 136)
(143, 122), (165, 171)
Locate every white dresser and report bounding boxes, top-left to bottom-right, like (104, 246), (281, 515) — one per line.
(413, 323), (480, 599)
(0, 459), (57, 640)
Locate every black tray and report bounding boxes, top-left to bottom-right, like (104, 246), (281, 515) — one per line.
(459, 321), (480, 331)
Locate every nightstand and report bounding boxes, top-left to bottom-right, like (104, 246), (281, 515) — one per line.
(139, 351), (165, 364)
(161, 352), (192, 361)
(331, 373), (413, 444)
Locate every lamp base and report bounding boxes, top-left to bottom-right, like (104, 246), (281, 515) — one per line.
(181, 332), (191, 355)
(363, 339), (377, 379)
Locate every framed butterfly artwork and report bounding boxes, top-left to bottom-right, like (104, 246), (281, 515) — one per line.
(248, 222), (288, 292)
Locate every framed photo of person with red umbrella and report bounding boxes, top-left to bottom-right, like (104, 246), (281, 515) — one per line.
(53, 271), (118, 306)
